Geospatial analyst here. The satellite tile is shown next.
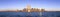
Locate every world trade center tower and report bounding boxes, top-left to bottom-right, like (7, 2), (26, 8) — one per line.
(26, 4), (31, 12)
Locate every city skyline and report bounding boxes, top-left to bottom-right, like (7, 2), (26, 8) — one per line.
(0, 0), (60, 11)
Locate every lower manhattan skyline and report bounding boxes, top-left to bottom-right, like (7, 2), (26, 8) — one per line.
(0, 0), (60, 11)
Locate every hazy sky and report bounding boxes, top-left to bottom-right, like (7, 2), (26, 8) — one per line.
(0, 0), (60, 11)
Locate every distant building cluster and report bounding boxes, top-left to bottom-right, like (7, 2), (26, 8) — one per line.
(22, 8), (45, 12)
(16, 4), (45, 12)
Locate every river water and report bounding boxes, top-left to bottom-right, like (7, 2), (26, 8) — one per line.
(0, 11), (60, 17)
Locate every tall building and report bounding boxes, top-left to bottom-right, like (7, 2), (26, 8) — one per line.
(40, 8), (45, 12)
(26, 4), (31, 12)
(16, 9), (19, 12)
(23, 8), (27, 12)
(23, 4), (31, 12)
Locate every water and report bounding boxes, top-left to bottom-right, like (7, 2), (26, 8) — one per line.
(0, 11), (60, 17)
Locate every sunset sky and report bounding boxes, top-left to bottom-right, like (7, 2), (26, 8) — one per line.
(0, 0), (60, 11)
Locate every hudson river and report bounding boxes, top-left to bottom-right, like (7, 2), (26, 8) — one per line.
(0, 11), (60, 17)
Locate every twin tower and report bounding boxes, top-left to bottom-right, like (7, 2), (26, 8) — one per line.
(22, 4), (45, 12)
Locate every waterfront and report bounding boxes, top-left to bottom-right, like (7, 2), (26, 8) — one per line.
(0, 11), (60, 17)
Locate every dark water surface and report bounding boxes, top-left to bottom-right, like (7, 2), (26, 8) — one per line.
(0, 11), (60, 17)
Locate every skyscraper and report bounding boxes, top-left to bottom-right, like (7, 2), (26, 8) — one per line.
(26, 4), (31, 12)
